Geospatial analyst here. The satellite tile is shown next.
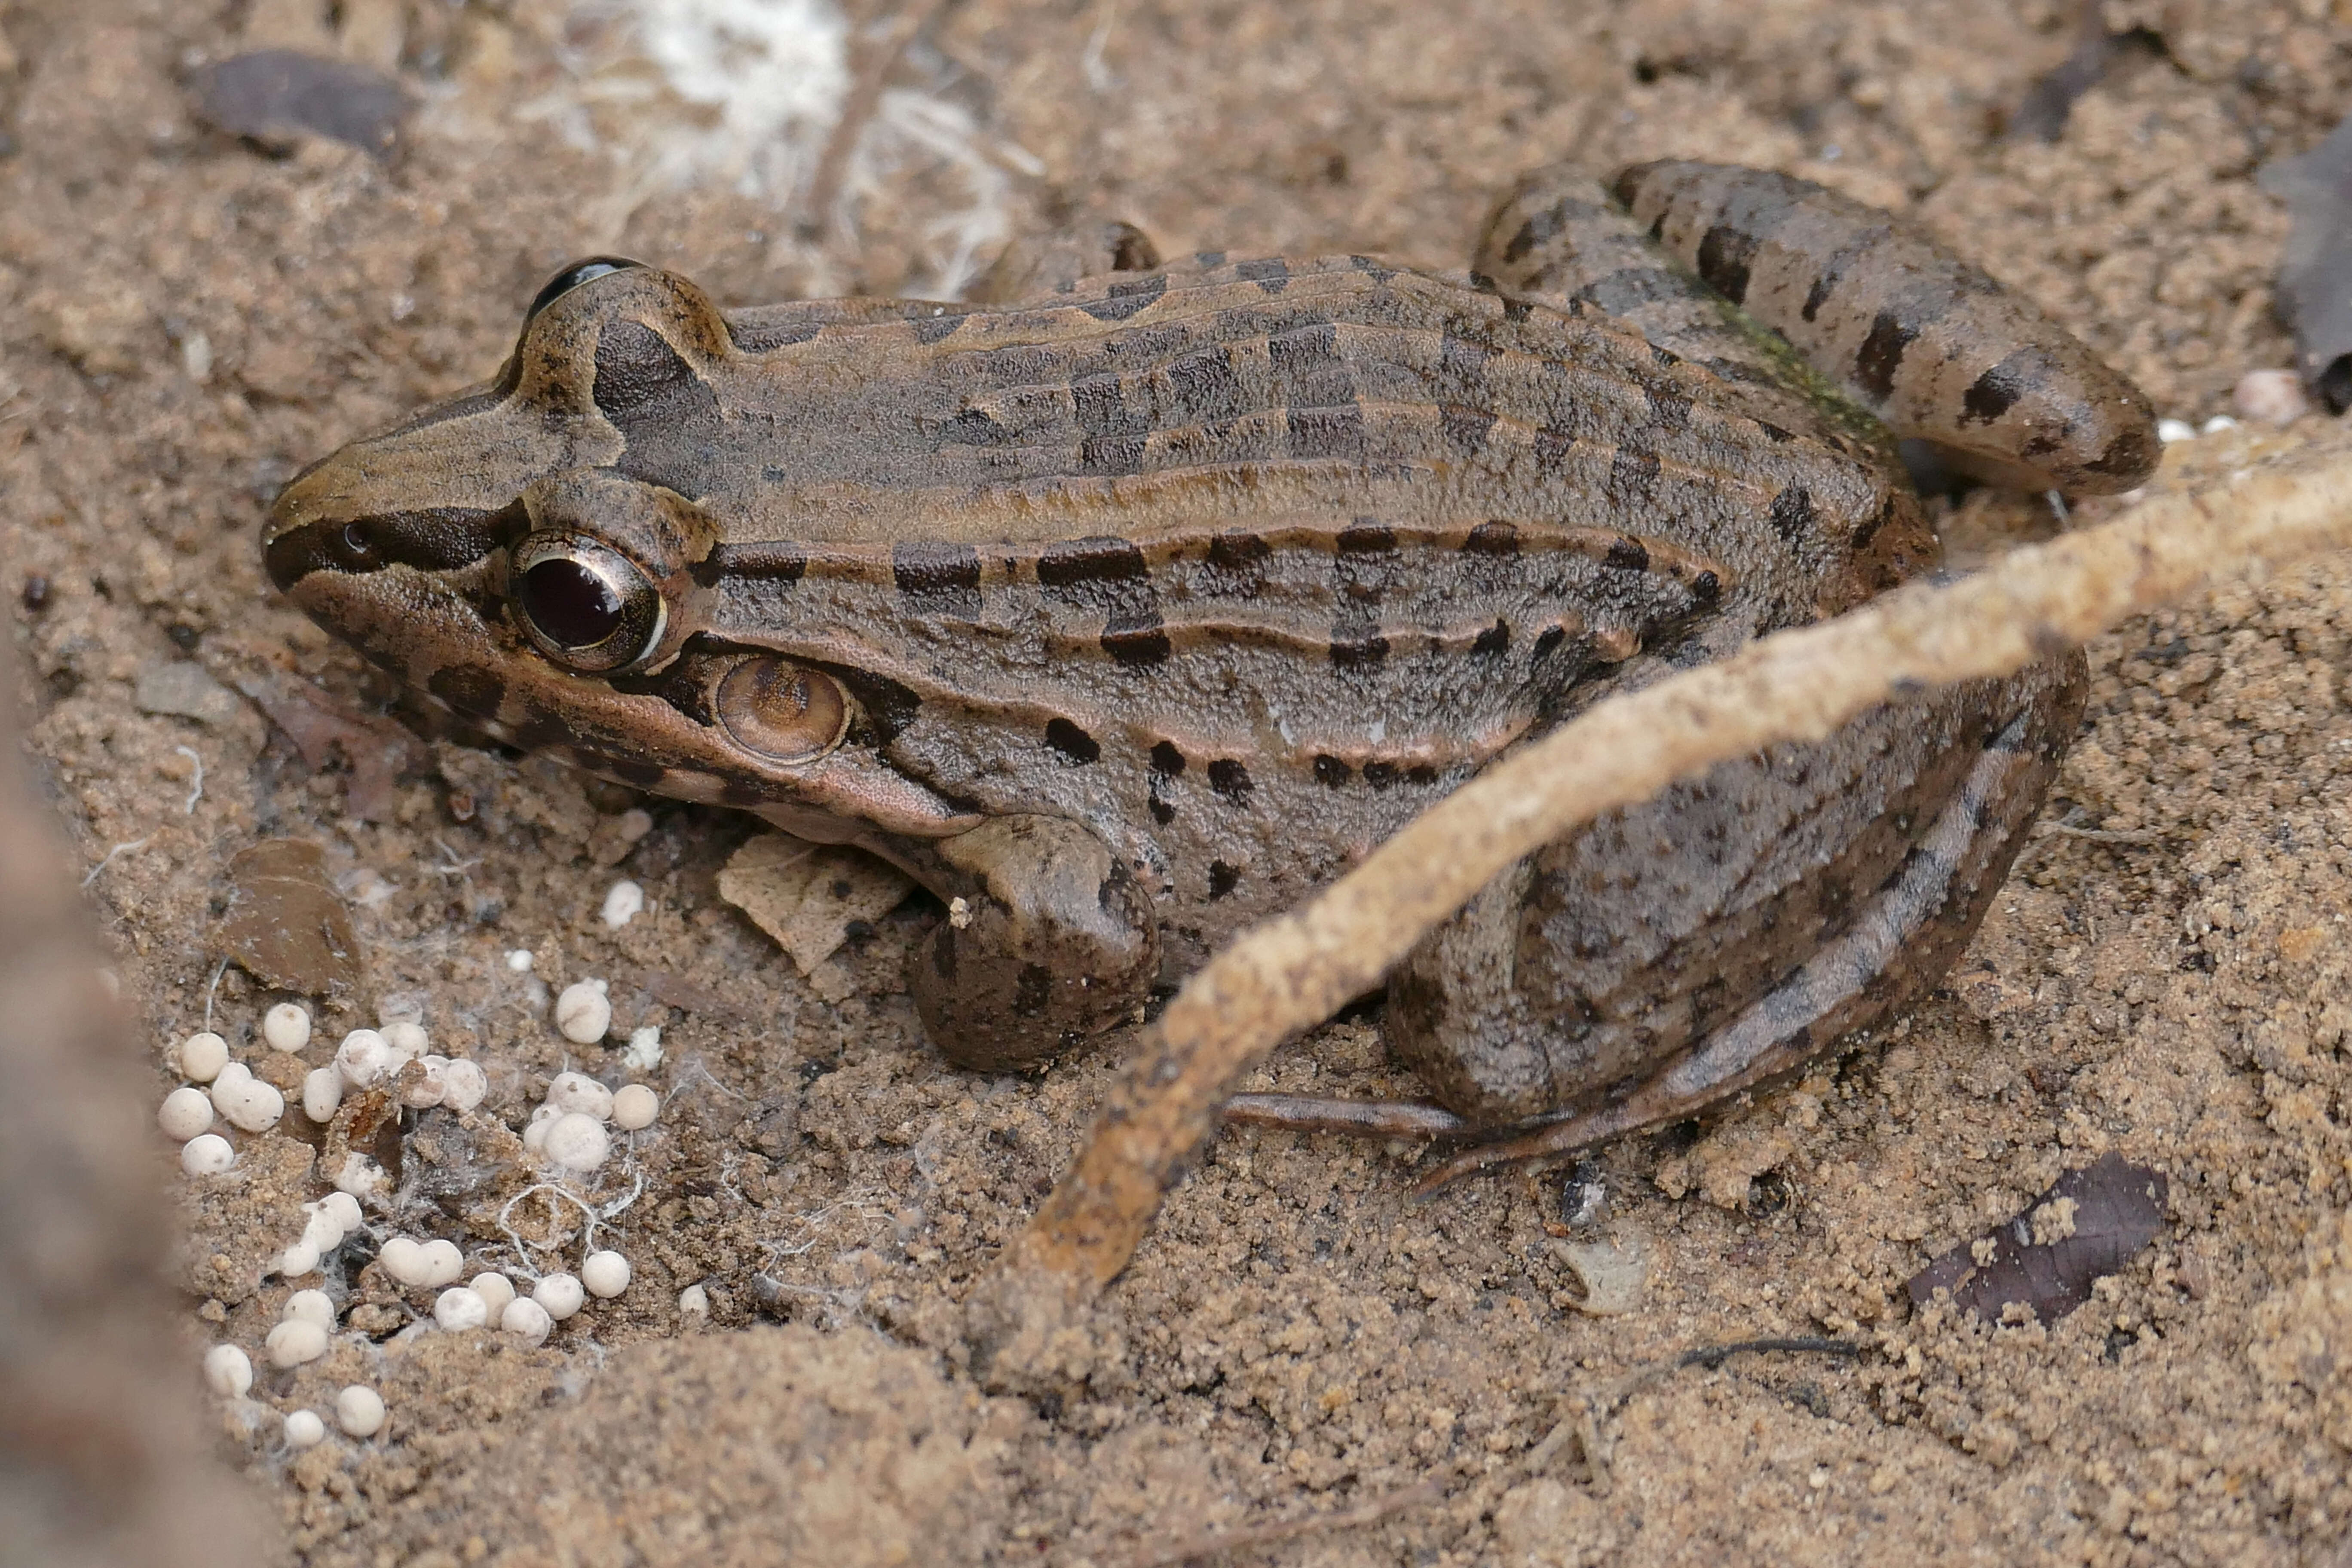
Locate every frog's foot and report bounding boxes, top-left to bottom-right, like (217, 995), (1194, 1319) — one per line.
(900, 815), (1161, 1073)
(1405, 686), (2068, 1193)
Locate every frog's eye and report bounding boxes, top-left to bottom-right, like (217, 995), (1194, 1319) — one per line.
(523, 257), (646, 327)
(510, 532), (665, 674)
(714, 655), (849, 766)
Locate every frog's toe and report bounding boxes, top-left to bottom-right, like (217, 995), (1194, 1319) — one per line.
(904, 816), (1160, 1072)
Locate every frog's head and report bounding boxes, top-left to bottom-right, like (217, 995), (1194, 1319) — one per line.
(262, 259), (977, 841)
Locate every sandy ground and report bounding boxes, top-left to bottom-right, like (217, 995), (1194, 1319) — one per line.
(6, 0), (2352, 1563)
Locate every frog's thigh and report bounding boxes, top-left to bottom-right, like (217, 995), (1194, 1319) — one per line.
(902, 815), (1161, 1072)
(1391, 656), (2084, 1155)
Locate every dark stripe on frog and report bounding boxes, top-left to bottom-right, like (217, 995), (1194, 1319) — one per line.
(1465, 521), (1518, 555)
(1207, 759), (1254, 800)
(1079, 273), (1170, 322)
(1038, 535), (1171, 667)
(1498, 195), (1613, 264)
(1199, 530), (1271, 598)
(1853, 311), (1919, 405)
(892, 542), (983, 617)
(1045, 717), (1100, 764)
(1072, 371), (1151, 475)
(366, 386), (513, 443)
(1604, 537), (1649, 573)
(1959, 346), (2059, 426)
(1313, 754), (1351, 787)
(695, 541), (807, 589)
(1768, 486), (1817, 543)
(1236, 258), (1291, 294)
(595, 322), (724, 492)
(426, 664), (508, 727)
(1208, 861), (1240, 900)
(1605, 444), (1662, 506)
(264, 501), (527, 589)
(1798, 225), (1896, 324)
(1694, 224), (1760, 304)
(1149, 741), (1185, 775)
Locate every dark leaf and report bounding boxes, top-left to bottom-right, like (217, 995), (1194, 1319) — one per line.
(190, 49), (408, 159)
(217, 838), (361, 997)
(235, 668), (425, 822)
(2005, 2), (2167, 145)
(2261, 116), (2352, 412)
(1907, 1152), (2168, 1324)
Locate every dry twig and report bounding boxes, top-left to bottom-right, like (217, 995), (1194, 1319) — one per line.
(971, 436), (2352, 1340)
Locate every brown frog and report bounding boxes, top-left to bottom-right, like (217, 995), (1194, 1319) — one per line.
(262, 161), (2158, 1172)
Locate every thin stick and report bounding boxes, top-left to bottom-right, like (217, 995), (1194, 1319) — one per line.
(1128, 1476), (1449, 1568)
(976, 438), (2352, 1323)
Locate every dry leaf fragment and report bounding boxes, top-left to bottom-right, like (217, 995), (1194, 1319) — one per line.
(190, 49), (408, 158)
(717, 834), (914, 976)
(1906, 1152), (2168, 1324)
(235, 668), (423, 823)
(217, 838), (361, 997)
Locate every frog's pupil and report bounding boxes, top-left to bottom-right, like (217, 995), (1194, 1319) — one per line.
(521, 558), (622, 648)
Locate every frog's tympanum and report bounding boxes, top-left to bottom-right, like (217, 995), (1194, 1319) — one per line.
(266, 162), (2158, 1171)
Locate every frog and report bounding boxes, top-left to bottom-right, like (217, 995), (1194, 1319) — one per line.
(262, 160), (2158, 1173)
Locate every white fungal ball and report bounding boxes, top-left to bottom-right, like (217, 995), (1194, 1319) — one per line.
(2156, 416), (2198, 444)
(677, 1283), (709, 1319)
(546, 1071), (614, 1121)
(581, 1250), (631, 1299)
(321, 1191), (363, 1232)
(202, 1344), (253, 1398)
(382, 1020), (429, 1063)
(400, 1056), (449, 1109)
(283, 1409), (326, 1449)
(302, 1066), (343, 1124)
(262, 1003), (312, 1054)
(277, 1241), (322, 1279)
(521, 1105), (555, 1155)
(2200, 413), (2239, 436)
(335, 1385), (386, 1439)
(176, 1031), (230, 1083)
(333, 1154), (386, 1198)
(159, 1086), (214, 1141)
(300, 1205), (346, 1256)
(622, 1025), (663, 1072)
(210, 1060), (251, 1091)
(377, 1237), (429, 1288)
(418, 1238), (465, 1288)
(442, 1059), (487, 1114)
(214, 1074), (285, 1133)
(336, 1029), (391, 1088)
(600, 879), (645, 928)
(553, 980), (611, 1044)
(542, 1113), (610, 1173)
(284, 1289), (336, 1328)
(611, 1084), (658, 1131)
(505, 948), (534, 973)
(532, 1272), (585, 1321)
(470, 1272), (515, 1318)
(181, 1134), (234, 1176)
(265, 1319), (329, 1368)
(500, 1296), (552, 1346)
(433, 1286), (489, 1331)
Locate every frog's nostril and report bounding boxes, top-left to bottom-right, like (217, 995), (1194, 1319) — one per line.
(340, 520), (375, 561)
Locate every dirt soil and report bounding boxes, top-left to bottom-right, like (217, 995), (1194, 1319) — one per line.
(6, 0), (2352, 1564)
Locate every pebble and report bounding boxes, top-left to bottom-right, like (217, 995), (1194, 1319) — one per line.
(335, 1029), (392, 1088)
(533, 1272), (585, 1321)
(181, 1134), (235, 1176)
(433, 1286), (490, 1331)
(542, 1112), (610, 1173)
(442, 1058), (488, 1114)
(600, 879), (645, 928)
(176, 1031), (230, 1083)
(265, 1319), (329, 1368)
(262, 1003), (312, 1054)
(302, 1066), (343, 1123)
(612, 1083), (659, 1131)
(159, 1085), (214, 1141)
(500, 1296), (552, 1346)
(283, 1409), (326, 1449)
(284, 1289), (337, 1328)
(553, 980), (612, 1044)
(546, 1071), (614, 1121)
(471, 1271), (516, 1318)
(335, 1385), (386, 1439)
(202, 1344), (253, 1398)
(678, 1283), (709, 1319)
(582, 1250), (631, 1298)
(2234, 367), (2310, 425)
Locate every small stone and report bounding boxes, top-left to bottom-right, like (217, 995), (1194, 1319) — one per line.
(159, 1085), (214, 1141)
(533, 1272), (585, 1321)
(261, 1002), (312, 1053)
(553, 981), (611, 1044)
(203, 1344), (253, 1398)
(266, 1318), (329, 1368)
(611, 1083), (658, 1131)
(581, 1250), (631, 1299)
(134, 660), (242, 726)
(283, 1409), (326, 1449)
(335, 1384), (387, 1439)
(678, 1283), (709, 1319)
(181, 1134), (235, 1176)
(175, 1032), (231, 1083)
(504, 949), (534, 974)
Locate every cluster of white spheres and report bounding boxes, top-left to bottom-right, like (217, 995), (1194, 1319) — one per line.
(521, 1069), (659, 1174)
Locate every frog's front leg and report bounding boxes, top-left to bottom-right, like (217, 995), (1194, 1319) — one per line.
(892, 815), (1161, 1073)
